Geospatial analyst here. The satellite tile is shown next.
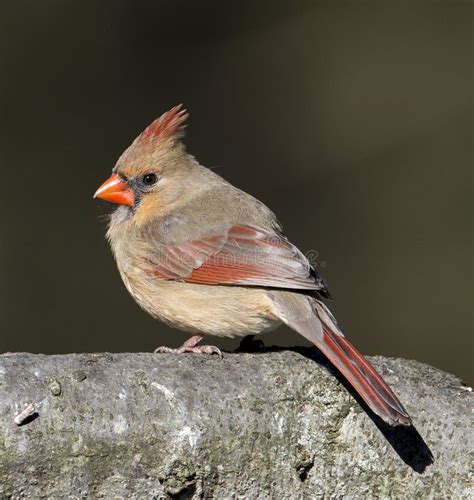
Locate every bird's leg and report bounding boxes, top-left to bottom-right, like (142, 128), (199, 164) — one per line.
(154, 334), (222, 358)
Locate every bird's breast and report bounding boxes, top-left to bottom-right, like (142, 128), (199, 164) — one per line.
(117, 264), (281, 338)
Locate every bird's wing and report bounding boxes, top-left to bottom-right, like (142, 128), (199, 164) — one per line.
(149, 224), (330, 295)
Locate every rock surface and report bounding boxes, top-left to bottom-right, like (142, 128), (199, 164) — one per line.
(0, 349), (471, 498)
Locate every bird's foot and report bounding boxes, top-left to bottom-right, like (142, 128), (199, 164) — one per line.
(235, 334), (265, 353)
(154, 334), (223, 358)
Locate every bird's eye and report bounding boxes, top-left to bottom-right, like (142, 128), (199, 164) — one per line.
(142, 173), (158, 186)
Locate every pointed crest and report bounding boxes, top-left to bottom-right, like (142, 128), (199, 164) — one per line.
(138, 104), (188, 144)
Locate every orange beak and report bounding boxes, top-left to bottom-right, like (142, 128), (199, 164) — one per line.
(93, 173), (135, 206)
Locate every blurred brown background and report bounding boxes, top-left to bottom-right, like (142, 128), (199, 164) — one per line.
(0, 1), (472, 382)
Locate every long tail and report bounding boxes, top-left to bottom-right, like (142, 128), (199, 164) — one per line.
(271, 293), (411, 426)
(314, 301), (411, 425)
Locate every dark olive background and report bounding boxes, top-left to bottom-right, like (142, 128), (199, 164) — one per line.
(0, 1), (472, 382)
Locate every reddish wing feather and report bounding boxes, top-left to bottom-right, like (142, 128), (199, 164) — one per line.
(152, 224), (322, 291)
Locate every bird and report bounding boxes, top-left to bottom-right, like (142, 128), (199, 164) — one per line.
(94, 104), (411, 426)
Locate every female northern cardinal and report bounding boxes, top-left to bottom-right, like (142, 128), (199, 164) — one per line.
(94, 105), (411, 426)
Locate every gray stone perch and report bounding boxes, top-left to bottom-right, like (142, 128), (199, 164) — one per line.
(0, 349), (471, 498)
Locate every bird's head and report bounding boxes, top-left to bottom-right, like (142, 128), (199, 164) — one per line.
(94, 104), (194, 225)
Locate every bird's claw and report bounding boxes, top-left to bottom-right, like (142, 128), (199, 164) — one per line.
(184, 345), (223, 358)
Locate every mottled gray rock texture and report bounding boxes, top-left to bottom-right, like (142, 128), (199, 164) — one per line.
(0, 349), (471, 498)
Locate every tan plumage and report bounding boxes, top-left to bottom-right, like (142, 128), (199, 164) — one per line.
(94, 105), (411, 426)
